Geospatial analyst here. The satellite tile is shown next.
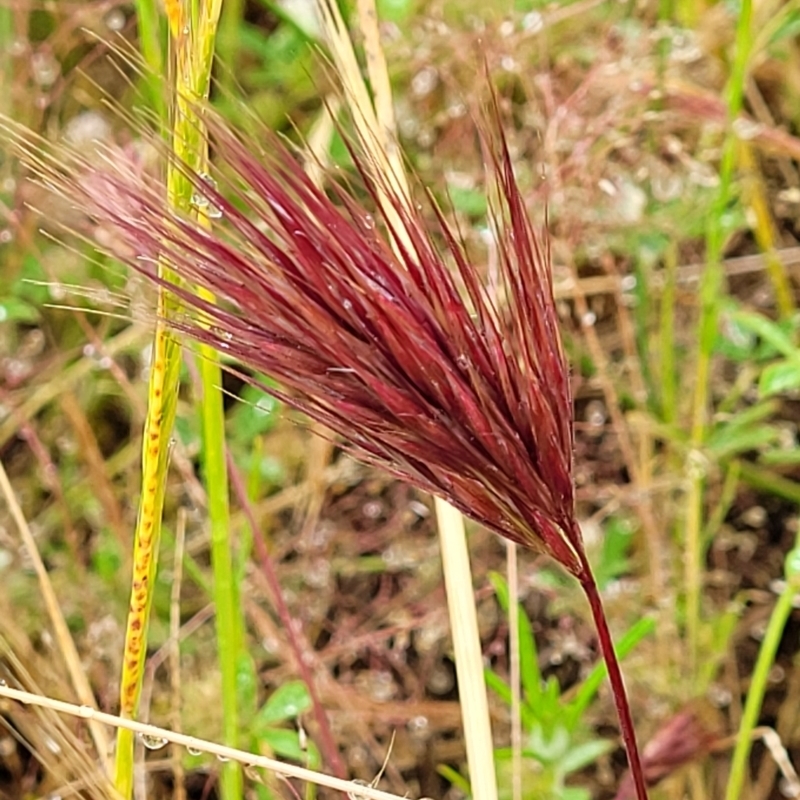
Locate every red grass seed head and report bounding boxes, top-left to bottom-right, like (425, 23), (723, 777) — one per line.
(54, 111), (585, 577)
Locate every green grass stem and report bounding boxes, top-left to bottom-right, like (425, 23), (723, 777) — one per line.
(725, 538), (800, 800)
(132, 0), (166, 118)
(685, 0), (753, 675)
(171, 2), (244, 797)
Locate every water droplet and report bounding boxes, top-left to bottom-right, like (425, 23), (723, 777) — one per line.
(456, 354), (469, 370)
(191, 173), (222, 218)
(31, 50), (59, 87)
(585, 400), (606, 429)
(522, 11), (543, 32)
(347, 778), (371, 800)
(0, 230), (13, 244)
(580, 311), (596, 327)
(64, 111), (111, 147)
(426, 664), (454, 695)
(732, 118), (763, 141)
(598, 178), (616, 196)
(411, 66), (438, 97)
(77, 705), (94, 718)
(187, 745), (202, 756)
(138, 733), (169, 750)
(500, 55), (517, 72)
(363, 214), (373, 230)
(104, 8), (126, 30)
(0, 679), (6, 687)
(191, 192), (209, 210)
(216, 753), (230, 762)
(408, 715), (430, 738)
(342, 299), (353, 311)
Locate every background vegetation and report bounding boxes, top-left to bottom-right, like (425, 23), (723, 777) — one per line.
(3, 0), (800, 798)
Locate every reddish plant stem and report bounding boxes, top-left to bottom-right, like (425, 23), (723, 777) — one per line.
(577, 552), (648, 800)
(227, 453), (346, 778)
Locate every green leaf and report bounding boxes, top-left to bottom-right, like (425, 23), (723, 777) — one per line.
(566, 617), (654, 730)
(760, 360), (800, 397)
(255, 680), (312, 726)
(729, 309), (800, 360)
(707, 423), (781, 459)
(259, 727), (307, 762)
(525, 723), (569, 764)
(559, 738), (613, 774)
(561, 788), (592, 800)
(0, 297), (39, 323)
(767, 9), (800, 47)
(437, 764), (471, 795)
(91, 529), (123, 582)
(237, 652), (260, 719)
(488, 572), (542, 705)
(377, 0), (417, 23)
(760, 448), (800, 466)
(230, 385), (280, 441)
(448, 185), (488, 217)
(593, 517), (633, 589)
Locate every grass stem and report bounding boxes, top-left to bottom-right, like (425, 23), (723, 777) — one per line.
(580, 569), (647, 800)
(725, 538), (800, 800)
(686, 0), (753, 674)
(436, 498), (499, 800)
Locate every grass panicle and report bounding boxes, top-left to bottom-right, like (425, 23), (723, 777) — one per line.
(22, 101), (648, 799)
(75, 117), (579, 570)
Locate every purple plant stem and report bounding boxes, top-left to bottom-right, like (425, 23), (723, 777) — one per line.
(576, 540), (648, 800)
(227, 453), (346, 778)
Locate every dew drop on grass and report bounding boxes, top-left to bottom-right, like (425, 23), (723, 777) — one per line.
(49, 283), (66, 301)
(407, 715), (430, 738)
(104, 8), (126, 30)
(216, 754), (230, 762)
(187, 745), (202, 756)
(31, 51), (59, 87)
(192, 173), (222, 219)
(347, 778), (371, 800)
(585, 400), (607, 430)
(521, 9), (543, 31)
(732, 118), (764, 141)
(0, 680), (6, 687)
(138, 733), (169, 751)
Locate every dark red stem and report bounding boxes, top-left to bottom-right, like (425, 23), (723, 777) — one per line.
(227, 453), (347, 779)
(578, 559), (648, 800)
